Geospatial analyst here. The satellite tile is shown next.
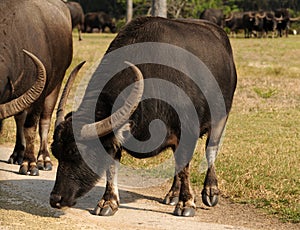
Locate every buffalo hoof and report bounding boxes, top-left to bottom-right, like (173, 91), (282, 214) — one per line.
(19, 163), (39, 176)
(163, 196), (179, 206)
(7, 153), (23, 165)
(37, 161), (44, 170)
(44, 162), (52, 171)
(30, 166), (39, 176)
(8, 157), (15, 165)
(201, 189), (219, 207)
(37, 161), (52, 171)
(19, 164), (28, 175)
(173, 203), (196, 217)
(92, 205), (118, 216)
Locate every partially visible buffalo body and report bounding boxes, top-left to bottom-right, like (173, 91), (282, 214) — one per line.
(263, 12), (278, 38)
(65, 1), (85, 41)
(242, 12), (256, 38)
(275, 8), (291, 37)
(50, 17), (237, 217)
(84, 12), (116, 33)
(251, 12), (267, 38)
(199, 8), (224, 27)
(0, 0), (73, 175)
(225, 12), (245, 37)
(274, 8), (300, 37)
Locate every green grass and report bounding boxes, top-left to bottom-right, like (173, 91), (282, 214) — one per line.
(215, 36), (300, 223)
(1, 32), (299, 223)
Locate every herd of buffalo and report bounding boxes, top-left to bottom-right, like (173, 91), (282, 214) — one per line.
(200, 8), (300, 38)
(66, 1), (300, 40)
(65, 1), (116, 41)
(0, 0), (296, 218)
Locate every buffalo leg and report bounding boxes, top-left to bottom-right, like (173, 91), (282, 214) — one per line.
(92, 149), (121, 216)
(77, 25), (82, 41)
(37, 85), (61, 171)
(19, 112), (40, 176)
(8, 111), (27, 165)
(173, 163), (196, 217)
(163, 174), (180, 206)
(201, 116), (228, 207)
(164, 140), (181, 206)
(172, 137), (197, 217)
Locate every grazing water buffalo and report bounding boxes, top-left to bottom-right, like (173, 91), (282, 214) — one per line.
(0, 0), (73, 175)
(50, 17), (237, 217)
(84, 12), (117, 33)
(65, 1), (85, 41)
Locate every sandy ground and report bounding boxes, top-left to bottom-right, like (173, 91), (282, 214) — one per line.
(0, 145), (299, 230)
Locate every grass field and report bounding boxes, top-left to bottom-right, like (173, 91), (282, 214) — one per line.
(0, 32), (299, 223)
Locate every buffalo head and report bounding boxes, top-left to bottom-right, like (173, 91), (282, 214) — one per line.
(50, 62), (144, 208)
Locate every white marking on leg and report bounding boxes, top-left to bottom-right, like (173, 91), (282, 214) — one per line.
(113, 161), (120, 202)
(206, 146), (218, 168)
(37, 155), (43, 161)
(45, 156), (51, 162)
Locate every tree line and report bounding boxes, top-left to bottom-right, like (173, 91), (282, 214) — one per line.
(71, 0), (300, 19)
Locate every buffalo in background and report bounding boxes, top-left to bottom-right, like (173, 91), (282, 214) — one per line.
(65, 1), (85, 41)
(274, 8), (300, 37)
(84, 12), (117, 33)
(224, 11), (245, 37)
(0, 0), (73, 176)
(199, 8), (224, 27)
(224, 9), (300, 38)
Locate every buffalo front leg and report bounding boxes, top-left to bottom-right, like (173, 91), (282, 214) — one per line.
(92, 150), (121, 216)
(37, 85), (61, 171)
(163, 174), (180, 206)
(173, 163), (196, 217)
(172, 138), (197, 217)
(8, 111), (27, 165)
(77, 24), (82, 41)
(19, 112), (39, 176)
(201, 117), (228, 207)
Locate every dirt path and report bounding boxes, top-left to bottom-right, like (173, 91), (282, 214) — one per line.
(0, 145), (299, 230)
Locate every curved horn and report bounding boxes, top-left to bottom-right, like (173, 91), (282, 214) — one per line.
(266, 14), (273, 21)
(0, 50), (46, 119)
(290, 16), (300, 22)
(55, 61), (86, 128)
(80, 62), (144, 140)
(225, 13), (233, 22)
(275, 15), (283, 21)
(248, 12), (255, 18)
(256, 12), (266, 19)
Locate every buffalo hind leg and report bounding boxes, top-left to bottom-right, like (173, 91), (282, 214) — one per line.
(202, 117), (228, 207)
(8, 111), (27, 165)
(92, 149), (121, 216)
(37, 85), (61, 171)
